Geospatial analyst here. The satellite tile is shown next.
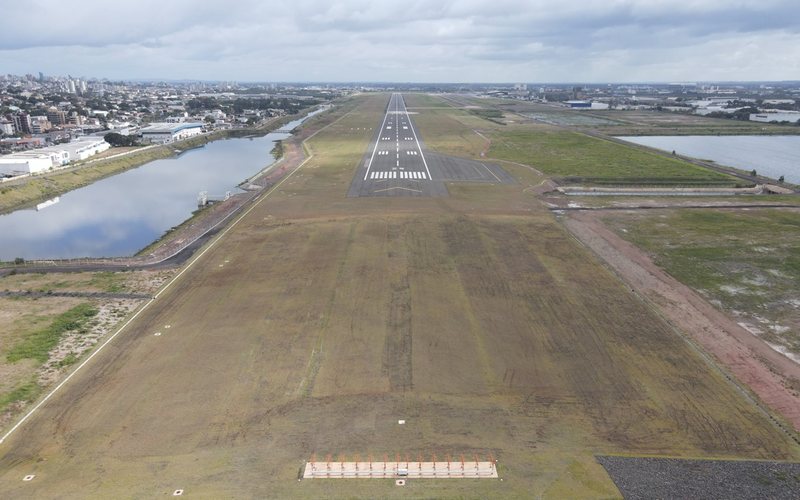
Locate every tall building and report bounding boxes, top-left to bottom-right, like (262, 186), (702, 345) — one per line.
(0, 120), (14, 135)
(30, 117), (52, 134)
(68, 112), (84, 125)
(11, 114), (32, 135)
(47, 109), (68, 126)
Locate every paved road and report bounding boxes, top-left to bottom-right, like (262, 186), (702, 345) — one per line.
(0, 290), (152, 300)
(348, 93), (513, 197)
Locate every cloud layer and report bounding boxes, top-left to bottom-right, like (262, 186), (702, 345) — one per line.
(2, 0), (799, 82)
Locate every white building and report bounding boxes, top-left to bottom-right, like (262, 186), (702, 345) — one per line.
(0, 120), (13, 135)
(0, 138), (109, 177)
(0, 151), (63, 176)
(60, 138), (111, 161)
(750, 112), (800, 123)
(139, 123), (204, 144)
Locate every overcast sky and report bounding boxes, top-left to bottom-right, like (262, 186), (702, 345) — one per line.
(2, 0), (799, 82)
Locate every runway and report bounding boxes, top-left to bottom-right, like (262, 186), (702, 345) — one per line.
(347, 94), (514, 197)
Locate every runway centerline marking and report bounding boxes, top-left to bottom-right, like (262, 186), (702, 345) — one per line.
(363, 98), (394, 181)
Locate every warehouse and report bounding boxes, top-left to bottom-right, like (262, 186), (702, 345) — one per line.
(139, 123), (204, 144)
(0, 138), (109, 178)
(0, 151), (62, 177)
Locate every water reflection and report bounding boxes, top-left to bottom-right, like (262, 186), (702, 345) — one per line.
(618, 135), (800, 185)
(0, 111), (321, 260)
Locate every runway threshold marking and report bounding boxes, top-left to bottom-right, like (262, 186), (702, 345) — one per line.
(0, 104), (348, 447)
(363, 97), (394, 180)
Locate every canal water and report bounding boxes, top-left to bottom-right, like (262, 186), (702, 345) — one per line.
(617, 135), (800, 185)
(0, 110), (323, 261)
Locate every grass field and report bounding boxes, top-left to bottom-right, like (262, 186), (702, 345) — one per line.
(602, 208), (800, 357)
(0, 270), (172, 430)
(487, 128), (740, 185)
(0, 93), (797, 498)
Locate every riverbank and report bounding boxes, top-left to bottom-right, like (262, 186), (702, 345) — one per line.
(0, 102), (337, 274)
(0, 109), (316, 215)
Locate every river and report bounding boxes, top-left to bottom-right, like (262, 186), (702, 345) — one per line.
(617, 135), (800, 185)
(0, 109), (324, 261)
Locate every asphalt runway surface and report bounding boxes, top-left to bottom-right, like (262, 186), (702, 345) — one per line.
(347, 93), (514, 197)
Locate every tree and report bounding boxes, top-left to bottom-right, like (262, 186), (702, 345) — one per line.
(750, 169), (757, 177)
(778, 175), (785, 184)
(104, 132), (138, 147)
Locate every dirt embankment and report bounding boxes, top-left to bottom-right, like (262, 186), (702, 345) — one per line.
(561, 210), (800, 434)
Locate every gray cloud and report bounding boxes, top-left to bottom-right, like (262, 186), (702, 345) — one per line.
(1, 0), (798, 81)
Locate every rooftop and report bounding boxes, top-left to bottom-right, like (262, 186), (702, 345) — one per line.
(140, 122), (204, 134)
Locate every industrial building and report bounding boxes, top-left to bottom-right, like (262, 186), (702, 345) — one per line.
(564, 100), (592, 108)
(139, 123), (204, 144)
(0, 137), (109, 177)
(0, 151), (63, 177)
(59, 137), (110, 161)
(749, 112), (800, 124)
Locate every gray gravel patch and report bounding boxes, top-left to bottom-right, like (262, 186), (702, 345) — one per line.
(597, 456), (800, 500)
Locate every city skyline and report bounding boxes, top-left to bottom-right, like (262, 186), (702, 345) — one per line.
(2, 0), (799, 83)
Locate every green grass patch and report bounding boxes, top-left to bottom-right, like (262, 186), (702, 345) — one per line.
(6, 303), (98, 363)
(0, 379), (41, 411)
(469, 108), (505, 125)
(87, 271), (126, 293)
(488, 128), (739, 185)
(58, 353), (79, 367)
(605, 208), (800, 353)
(403, 93), (454, 108)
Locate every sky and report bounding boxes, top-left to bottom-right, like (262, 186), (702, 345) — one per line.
(2, 0), (799, 83)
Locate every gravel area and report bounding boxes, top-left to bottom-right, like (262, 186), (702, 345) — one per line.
(597, 456), (800, 499)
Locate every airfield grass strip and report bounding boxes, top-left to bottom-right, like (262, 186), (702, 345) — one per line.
(488, 128), (739, 184)
(6, 303), (98, 363)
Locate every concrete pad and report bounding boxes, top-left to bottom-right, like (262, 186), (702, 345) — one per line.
(303, 461), (499, 479)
